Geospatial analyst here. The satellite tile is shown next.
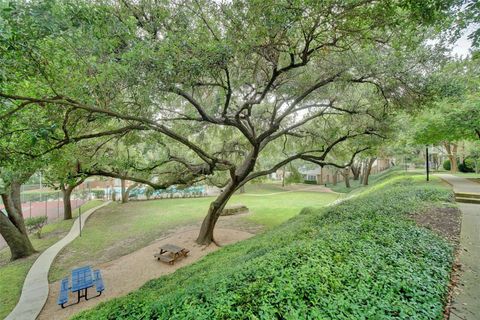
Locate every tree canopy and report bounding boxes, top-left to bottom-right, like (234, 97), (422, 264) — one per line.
(0, 0), (475, 255)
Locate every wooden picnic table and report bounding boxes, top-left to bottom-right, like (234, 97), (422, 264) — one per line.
(154, 244), (189, 265)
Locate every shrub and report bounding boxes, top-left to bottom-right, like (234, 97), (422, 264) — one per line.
(459, 158), (475, 173)
(443, 159), (451, 171)
(90, 189), (105, 199)
(145, 186), (154, 200)
(285, 165), (303, 184)
(25, 216), (48, 238)
(74, 177), (454, 320)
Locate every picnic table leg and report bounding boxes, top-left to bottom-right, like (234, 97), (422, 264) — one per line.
(77, 291), (80, 303)
(85, 288), (89, 300)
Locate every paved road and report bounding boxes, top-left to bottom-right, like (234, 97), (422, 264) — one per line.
(437, 174), (480, 320)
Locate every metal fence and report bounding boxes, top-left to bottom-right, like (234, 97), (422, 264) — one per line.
(8, 184), (91, 221)
(0, 183), (94, 250)
(0, 183), (210, 250)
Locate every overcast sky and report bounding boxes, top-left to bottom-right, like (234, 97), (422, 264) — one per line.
(450, 24), (477, 58)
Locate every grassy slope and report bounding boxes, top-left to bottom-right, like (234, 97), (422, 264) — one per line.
(328, 167), (412, 194)
(0, 200), (103, 319)
(49, 188), (338, 281)
(74, 175), (456, 320)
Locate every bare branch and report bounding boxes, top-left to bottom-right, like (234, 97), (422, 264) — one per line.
(169, 87), (218, 123)
(0, 100), (35, 120)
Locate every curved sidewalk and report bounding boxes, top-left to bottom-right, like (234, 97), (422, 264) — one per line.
(437, 174), (480, 320)
(6, 202), (111, 320)
(437, 174), (480, 194)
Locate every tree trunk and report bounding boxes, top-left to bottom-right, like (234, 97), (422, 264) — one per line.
(0, 216), (36, 260)
(123, 182), (139, 202)
(332, 172), (338, 186)
(444, 142), (458, 173)
(342, 168), (350, 188)
(61, 178), (85, 220)
(9, 182), (27, 234)
(351, 163), (361, 180)
(282, 166), (286, 187)
(121, 179), (127, 203)
(0, 183), (36, 260)
(363, 158), (376, 185)
(62, 187), (74, 220)
(111, 183), (117, 201)
(239, 185), (245, 194)
(359, 159), (367, 183)
(196, 181), (238, 245)
(432, 154), (439, 171)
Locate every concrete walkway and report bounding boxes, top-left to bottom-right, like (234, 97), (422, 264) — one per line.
(450, 203), (480, 320)
(437, 174), (480, 194)
(437, 175), (480, 320)
(6, 202), (110, 320)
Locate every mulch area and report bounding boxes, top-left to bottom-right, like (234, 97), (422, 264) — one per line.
(410, 206), (462, 245)
(409, 206), (462, 320)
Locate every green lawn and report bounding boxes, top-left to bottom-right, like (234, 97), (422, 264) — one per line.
(74, 173), (457, 320)
(49, 188), (339, 281)
(241, 190), (339, 227)
(0, 200), (103, 319)
(0, 186), (338, 318)
(240, 182), (286, 194)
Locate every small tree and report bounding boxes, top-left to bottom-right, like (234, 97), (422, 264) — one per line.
(362, 157), (377, 185)
(145, 186), (154, 200)
(24, 216), (48, 239)
(285, 165), (303, 185)
(466, 141), (480, 174)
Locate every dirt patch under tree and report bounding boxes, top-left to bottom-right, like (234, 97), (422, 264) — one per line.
(410, 206), (462, 245)
(39, 227), (254, 320)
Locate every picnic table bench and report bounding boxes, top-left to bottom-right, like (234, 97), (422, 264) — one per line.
(154, 244), (189, 265)
(57, 278), (70, 308)
(57, 266), (105, 309)
(93, 269), (105, 296)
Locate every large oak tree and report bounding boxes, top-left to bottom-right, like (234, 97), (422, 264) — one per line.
(1, 0), (461, 246)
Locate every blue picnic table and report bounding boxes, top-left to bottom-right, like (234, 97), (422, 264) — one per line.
(57, 266), (105, 308)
